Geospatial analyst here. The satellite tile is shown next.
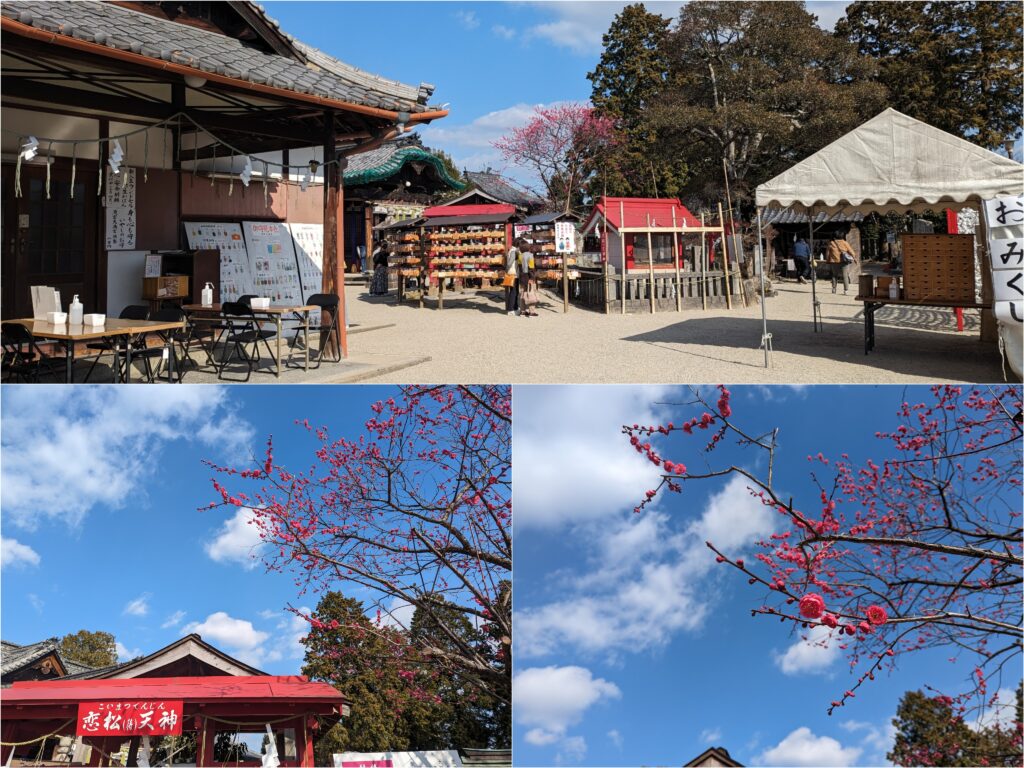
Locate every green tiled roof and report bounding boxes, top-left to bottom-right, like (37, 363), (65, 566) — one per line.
(344, 145), (464, 190)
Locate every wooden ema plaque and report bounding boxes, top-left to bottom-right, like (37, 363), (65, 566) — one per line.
(902, 234), (975, 302)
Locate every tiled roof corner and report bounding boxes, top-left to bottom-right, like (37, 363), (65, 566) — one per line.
(2, 1), (441, 114)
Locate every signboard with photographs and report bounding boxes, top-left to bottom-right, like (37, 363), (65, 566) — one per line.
(242, 221), (304, 307)
(287, 222), (324, 325)
(183, 221), (252, 303)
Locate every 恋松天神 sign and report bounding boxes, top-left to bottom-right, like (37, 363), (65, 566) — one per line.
(76, 700), (184, 736)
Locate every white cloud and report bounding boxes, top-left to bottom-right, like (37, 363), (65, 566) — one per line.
(28, 593), (43, 613)
(557, 735), (587, 764)
(971, 687), (1019, 731)
(806, 1), (851, 30)
(774, 625), (841, 675)
(123, 593), (150, 617)
(116, 641), (142, 661)
(376, 598), (416, 631)
(1, 537), (40, 569)
(517, 476), (774, 659)
(454, 10), (479, 29)
(1, 388), (254, 530)
(416, 102), (565, 190)
(492, 24), (516, 40)
(274, 607), (312, 661)
(758, 727), (862, 767)
(607, 729), (622, 749)
(525, 2), (679, 57)
(700, 727), (723, 743)
(205, 507), (265, 569)
(161, 610), (186, 629)
(515, 666), (620, 750)
(840, 719), (896, 765)
(514, 385), (674, 529)
(182, 611), (270, 666)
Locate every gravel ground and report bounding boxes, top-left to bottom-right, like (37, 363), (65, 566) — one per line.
(345, 279), (1014, 384)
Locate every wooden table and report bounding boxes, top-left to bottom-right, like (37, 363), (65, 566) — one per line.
(9, 318), (185, 383)
(855, 296), (990, 354)
(182, 303), (314, 378)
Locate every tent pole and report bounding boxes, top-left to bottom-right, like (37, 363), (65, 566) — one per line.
(809, 209), (820, 332)
(620, 199), (627, 315)
(700, 212), (708, 311)
(672, 205), (681, 312)
(757, 207), (771, 368)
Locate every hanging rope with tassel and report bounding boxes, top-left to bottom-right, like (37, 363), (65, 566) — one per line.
(45, 140), (53, 199)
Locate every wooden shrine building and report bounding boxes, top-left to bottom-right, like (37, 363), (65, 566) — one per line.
(1, 0), (448, 356)
(0, 633), (346, 767)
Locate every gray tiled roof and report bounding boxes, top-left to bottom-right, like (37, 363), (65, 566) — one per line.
(1, 1), (438, 113)
(464, 171), (544, 209)
(0, 637), (58, 675)
(761, 207), (865, 226)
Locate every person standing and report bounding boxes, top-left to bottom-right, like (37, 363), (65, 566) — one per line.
(519, 241), (539, 317)
(505, 239), (521, 315)
(792, 236), (811, 284)
(369, 243), (389, 295)
(825, 233), (856, 294)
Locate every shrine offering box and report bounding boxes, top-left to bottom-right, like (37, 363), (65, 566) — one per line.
(858, 274), (875, 298)
(143, 275), (189, 299)
(901, 234), (975, 301)
(875, 275), (893, 298)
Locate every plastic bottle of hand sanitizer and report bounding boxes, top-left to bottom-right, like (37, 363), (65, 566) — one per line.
(69, 294), (84, 325)
(889, 278), (900, 299)
(202, 282), (214, 307)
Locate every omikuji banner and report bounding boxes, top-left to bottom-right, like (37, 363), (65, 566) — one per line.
(76, 700), (184, 737)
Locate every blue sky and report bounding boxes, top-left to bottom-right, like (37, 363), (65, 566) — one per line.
(0, 385), (405, 673)
(512, 385), (1022, 767)
(261, 1), (858, 192)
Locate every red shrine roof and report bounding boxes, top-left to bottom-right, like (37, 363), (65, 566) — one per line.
(422, 203), (516, 218)
(2, 675), (344, 707)
(585, 197), (701, 232)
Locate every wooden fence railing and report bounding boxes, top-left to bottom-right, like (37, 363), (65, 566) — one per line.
(574, 269), (739, 313)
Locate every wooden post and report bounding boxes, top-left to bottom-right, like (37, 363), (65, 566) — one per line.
(646, 213), (656, 313)
(672, 206), (681, 312)
(718, 202), (733, 310)
(201, 718), (217, 768)
(700, 212), (707, 311)
(562, 225), (569, 313)
(602, 199), (610, 314)
(620, 199), (626, 315)
(364, 204), (374, 274)
(301, 718), (315, 767)
(722, 158), (746, 308)
(322, 112), (348, 357)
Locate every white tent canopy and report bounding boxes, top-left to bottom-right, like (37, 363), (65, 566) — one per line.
(755, 108), (1024, 213)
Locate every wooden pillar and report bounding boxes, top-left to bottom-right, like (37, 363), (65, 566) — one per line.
(199, 718), (216, 768)
(0, 720), (15, 765)
(322, 112), (348, 358)
(700, 212), (707, 311)
(301, 718), (315, 767)
(672, 206), (681, 312)
(364, 203), (374, 272)
(646, 214), (656, 314)
(619, 200), (626, 315)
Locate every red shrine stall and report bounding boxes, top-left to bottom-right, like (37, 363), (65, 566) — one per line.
(1, 675), (344, 767)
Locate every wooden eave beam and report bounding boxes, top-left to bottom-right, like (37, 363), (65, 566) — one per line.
(1, 17), (449, 126)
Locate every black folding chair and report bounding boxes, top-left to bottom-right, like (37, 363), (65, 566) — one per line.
(1, 323), (58, 382)
(217, 301), (278, 382)
(305, 293), (342, 368)
(132, 307), (187, 383)
(83, 305), (150, 383)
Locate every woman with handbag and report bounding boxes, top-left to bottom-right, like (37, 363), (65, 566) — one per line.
(826, 233), (856, 294)
(519, 244), (539, 317)
(504, 240), (521, 316)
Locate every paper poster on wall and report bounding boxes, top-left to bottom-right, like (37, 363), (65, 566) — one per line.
(105, 167), (136, 250)
(287, 223), (323, 325)
(183, 221), (252, 303)
(241, 221), (305, 307)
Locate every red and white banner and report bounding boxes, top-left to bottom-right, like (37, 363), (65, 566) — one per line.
(76, 700), (184, 737)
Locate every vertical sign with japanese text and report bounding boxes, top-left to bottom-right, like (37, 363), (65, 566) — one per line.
(105, 167), (137, 251)
(983, 197), (1024, 322)
(77, 700), (183, 737)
